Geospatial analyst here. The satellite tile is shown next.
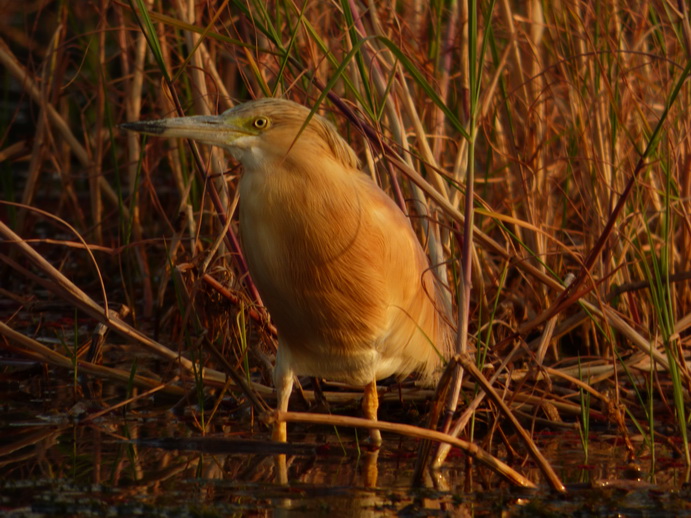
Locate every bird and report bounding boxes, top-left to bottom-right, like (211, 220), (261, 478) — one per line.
(122, 98), (453, 444)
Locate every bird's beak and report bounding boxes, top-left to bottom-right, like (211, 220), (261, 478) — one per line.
(120, 114), (251, 148)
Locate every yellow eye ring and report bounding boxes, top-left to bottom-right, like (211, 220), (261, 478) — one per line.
(253, 117), (269, 129)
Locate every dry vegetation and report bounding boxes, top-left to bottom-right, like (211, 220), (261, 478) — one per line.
(1, 0), (690, 488)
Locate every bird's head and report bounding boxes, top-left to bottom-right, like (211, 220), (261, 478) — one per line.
(121, 98), (359, 170)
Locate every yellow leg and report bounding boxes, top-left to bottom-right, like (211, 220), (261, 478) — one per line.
(275, 452), (288, 485)
(363, 449), (379, 487)
(362, 379), (382, 445)
(272, 347), (294, 443)
(273, 347), (294, 484)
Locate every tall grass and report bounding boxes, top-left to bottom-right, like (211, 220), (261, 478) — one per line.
(1, 0), (690, 481)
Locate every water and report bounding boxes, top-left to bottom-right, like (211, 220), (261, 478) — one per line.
(1, 375), (689, 517)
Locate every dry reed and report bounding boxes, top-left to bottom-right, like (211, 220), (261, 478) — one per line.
(1, 0), (690, 489)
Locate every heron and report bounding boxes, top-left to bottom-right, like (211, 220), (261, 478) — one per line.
(122, 98), (452, 444)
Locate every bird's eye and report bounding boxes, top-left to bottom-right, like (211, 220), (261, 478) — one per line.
(253, 117), (269, 129)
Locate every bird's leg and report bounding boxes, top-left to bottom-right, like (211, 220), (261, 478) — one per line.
(272, 362), (294, 443)
(362, 449), (379, 487)
(272, 345), (295, 442)
(362, 379), (382, 445)
(273, 349), (294, 485)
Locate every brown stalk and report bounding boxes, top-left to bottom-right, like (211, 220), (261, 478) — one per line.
(0, 320), (186, 397)
(126, 1), (263, 308)
(454, 354), (566, 493)
(0, 37), (126, 217)
(275, 410), (537, 489)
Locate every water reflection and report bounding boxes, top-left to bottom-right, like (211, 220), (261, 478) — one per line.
(0, 393), (688, 515)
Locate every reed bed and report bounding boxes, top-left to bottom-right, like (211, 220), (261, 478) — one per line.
(1, 0), (690, 489)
